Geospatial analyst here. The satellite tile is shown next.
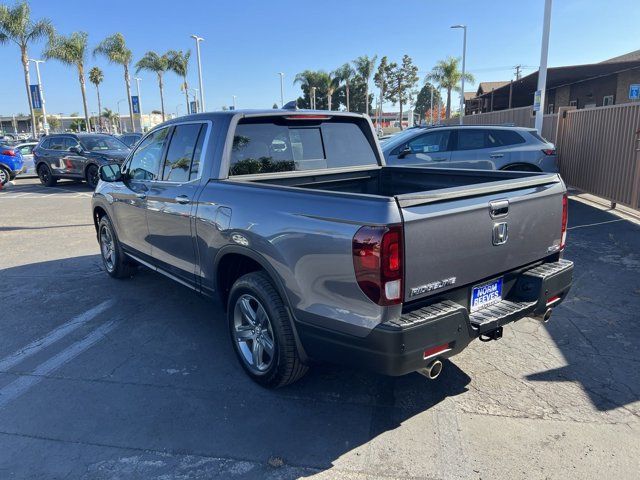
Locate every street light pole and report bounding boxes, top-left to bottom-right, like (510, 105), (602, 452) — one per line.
(277, 72), (285, 108)
(450, 25), (467, 125)
(29, 59), (48, 135)
(191, 35), (206, 112)
(311, 86), (316, 110)
(232, 95), (237, 110)
(535, 0), (553, 134)
(116, 98), (126, 133)
(134, 77), (143, 132)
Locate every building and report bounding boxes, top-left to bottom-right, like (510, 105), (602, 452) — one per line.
(465, 50), (640, 115)
(0, 112), (170, 136)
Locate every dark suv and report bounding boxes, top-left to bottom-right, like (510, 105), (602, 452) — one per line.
(33, 133), (130, 188)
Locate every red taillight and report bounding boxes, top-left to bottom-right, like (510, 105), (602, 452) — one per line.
(353, 225), (403, 306)
(560, 194), (568, 250)
(542, 148), (556, 156)
(1, 149), (16, 156)
(284, 114), (332, 120)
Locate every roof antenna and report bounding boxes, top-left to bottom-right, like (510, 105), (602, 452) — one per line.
(282, 100), (298, 110)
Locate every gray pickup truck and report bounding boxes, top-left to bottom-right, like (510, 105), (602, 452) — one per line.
(92, 110), (573, 388)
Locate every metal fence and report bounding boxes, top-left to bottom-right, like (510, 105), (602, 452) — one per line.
(557, 103), (640, 209)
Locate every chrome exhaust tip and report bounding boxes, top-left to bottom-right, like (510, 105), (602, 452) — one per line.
(534, 308), (553, 323)
(419, 359), (443, 380)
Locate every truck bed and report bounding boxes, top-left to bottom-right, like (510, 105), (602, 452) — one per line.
(242, 166), (559, 206)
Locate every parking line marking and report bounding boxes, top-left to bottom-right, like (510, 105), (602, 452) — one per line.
(0, 300), (113, 372)
(0, 320), (118, 409)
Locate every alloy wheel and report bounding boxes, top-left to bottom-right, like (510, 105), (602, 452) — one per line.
(232, 294), (276, 374)
(100, 224), (116, 272)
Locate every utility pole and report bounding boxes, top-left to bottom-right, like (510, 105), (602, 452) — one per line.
(509, 80), (513, 109)
(535, 0), (553, 134)
(277, 72), (285, 108)
(451, 25), (468, 125)
(29, 59), (48, 135)
(191, 35), (206, 112)
(514, 64), (522, 80)
(134, 77), (143, 132)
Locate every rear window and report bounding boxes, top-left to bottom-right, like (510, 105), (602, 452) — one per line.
(229, 117), (377, 176)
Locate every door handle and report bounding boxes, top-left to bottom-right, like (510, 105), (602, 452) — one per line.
(490, 153), (504, 158)
(175, 195), (190, 204)
(135, 192), (146, 199)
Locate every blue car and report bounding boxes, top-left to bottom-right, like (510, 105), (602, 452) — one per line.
(0, 144), (24, 185)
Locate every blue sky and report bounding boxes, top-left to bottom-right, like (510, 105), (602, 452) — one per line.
(1, 0), (638, 116)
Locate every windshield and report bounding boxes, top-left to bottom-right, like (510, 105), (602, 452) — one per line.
(80, 136), (128, 152)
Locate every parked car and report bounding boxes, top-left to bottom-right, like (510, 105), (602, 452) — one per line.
(93, 110), (572, 388)
(14, 142), (38, 176)
(33, 133), (130, 188)
(116, 133), (143, 148)
(0, 144), (24, 185)
(382, 124), (558, 172)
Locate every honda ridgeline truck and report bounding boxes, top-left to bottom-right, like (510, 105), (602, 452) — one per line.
(92, 110), (573, 388)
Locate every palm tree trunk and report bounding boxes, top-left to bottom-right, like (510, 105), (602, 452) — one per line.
(21, 46), (37, 138)
(327, 94), (331, 111)
(158, 73), (165, 121)
(95, 85), (103, 133)
(78, 65), (91, 132)
(446, 88), (452, 119)
(184, 78), (190, 113)
(399, 100), (404, 131)
(124, 65), (135, 132)
(346, 82), (350, 112)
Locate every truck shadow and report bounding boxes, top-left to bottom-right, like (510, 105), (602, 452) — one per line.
(525, 200), (640, 412)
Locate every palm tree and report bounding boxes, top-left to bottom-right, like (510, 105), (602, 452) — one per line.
(321, 73), (340, 111)
(426, 56), (475, 119)
(167, 50), (191, 113)
(101, 107), (117, 133)
(0, 1), (54, 138)
(333, 63), (355, 111)
(352, 55), (377, 116)
(89, 67), (104, 131)
(94, 33), (135, 132)
(136, 51), (169, 121)
(44, 31), (91, 131)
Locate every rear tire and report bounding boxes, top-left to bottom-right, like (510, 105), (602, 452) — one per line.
(0, 166), (9, 185)
(37, 164), (57, 187)
(86, 164), (99, 189)
(228, 271), (308, 388)
(98, 215), (135, 279)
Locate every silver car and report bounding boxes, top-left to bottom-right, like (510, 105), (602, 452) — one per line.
(14, 142), (38, 175)
(382, 125), (558, 172)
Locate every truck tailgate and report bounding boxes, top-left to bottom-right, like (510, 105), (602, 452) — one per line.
(399, 174), (565, 302)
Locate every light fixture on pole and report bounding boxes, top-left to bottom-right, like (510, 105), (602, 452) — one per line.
(277, 72), (285, 108)
(534, 0), (553, 134)
(191, 35), (206, 112)
(29, 59), (48, 135)
(134, 77), (143, 132)
(450, 24), (467, 125)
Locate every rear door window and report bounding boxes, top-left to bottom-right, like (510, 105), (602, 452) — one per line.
(48, 137), (66, 151)
(230, 117), (377, 176)
(456, 130), (487, 150)
(161, 123), (206, 182)
(491, 129), (526, 146)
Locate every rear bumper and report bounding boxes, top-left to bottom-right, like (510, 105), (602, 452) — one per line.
(296, 259), (573, 376)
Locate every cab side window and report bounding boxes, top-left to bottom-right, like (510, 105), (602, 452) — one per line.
(125, 127), (169, 181)
(161, 123), (206, 182)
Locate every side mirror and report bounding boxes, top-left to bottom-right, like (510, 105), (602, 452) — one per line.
(397, 146), (412, 159)
(99, 164), (122, 183)
(69, 145), (83, 154)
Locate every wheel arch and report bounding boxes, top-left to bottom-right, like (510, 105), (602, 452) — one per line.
(500, 162), (541, 172)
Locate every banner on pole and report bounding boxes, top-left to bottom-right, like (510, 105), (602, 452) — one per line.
(30, 84), (43, 113)
(131, 95), (140, 115)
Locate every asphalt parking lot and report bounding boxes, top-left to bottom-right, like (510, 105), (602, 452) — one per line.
(0, 177), (638, 480)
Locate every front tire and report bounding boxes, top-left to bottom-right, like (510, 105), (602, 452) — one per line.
(86, 164), (99, 189)
(228, 272), (308, 388)
(98, 215), (135, 279)
(37, 164), (57, 187)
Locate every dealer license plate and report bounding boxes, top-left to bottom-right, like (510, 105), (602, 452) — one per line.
(470, 278), (503, 313)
